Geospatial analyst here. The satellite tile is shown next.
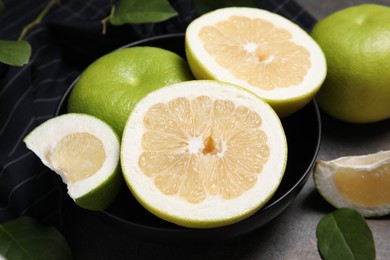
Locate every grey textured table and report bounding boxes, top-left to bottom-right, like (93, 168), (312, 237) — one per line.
(62, 1), (390, 259)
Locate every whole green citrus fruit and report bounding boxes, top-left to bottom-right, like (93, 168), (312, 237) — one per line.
(310, 4), (390, 123)
(67, 46), (194, 136)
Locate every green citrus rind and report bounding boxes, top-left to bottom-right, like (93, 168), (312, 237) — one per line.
(67, 46), (194, 137)
(74, 162), (122, 211)
(311, 4), (390, 123)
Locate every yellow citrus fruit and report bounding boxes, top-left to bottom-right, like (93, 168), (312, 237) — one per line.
(311, 4), (390, 123)
(121, 80), (287, 228)
(314, 150), (390, 217)
(24, 113), (122, 211)
(185, 7), (327, 117)
(67, 46), (194, 136)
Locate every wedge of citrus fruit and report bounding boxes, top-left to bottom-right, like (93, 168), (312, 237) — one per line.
(121, 80), (287, 228)
(24, 113), (122, 211)
(314, 150), (390, 217)
(185, 7), (327, 117)
(311, 4), (390, 123)
(67, 46), (194, 137)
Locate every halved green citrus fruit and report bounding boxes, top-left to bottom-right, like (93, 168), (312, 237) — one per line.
(24, 113), (122, 211)
(121, 80), (287, 228)
(67, 46), (194, 137)
(185, 7), (327, 117)
(314, 150), (390, 217)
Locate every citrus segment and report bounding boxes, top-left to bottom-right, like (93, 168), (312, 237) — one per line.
(121, 80), (287, 228)
(24, 113), (122, 211)
(185, 7), (326, 117)
(334, 165), (390, 207)
(314, 150), (390, 217)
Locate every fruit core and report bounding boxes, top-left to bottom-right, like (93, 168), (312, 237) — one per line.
(50, 132), (105, 183)
(335, 165), (390, 206)
(198, 15), (311, 89)
(139, 95), (270, 203)
(202, 135), (223, 155)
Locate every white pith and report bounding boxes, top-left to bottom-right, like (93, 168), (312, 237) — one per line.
(185, 7), (327, 101)
(121, 80), (287, 224)
(24, 113), (120, 199)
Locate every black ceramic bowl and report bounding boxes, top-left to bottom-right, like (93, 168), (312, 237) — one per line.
(56, 33), (321, 243)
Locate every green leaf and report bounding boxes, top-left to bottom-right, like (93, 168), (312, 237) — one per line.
(0, 217), (72, 259)
(316, 208), (376, 260)
(0, 40), (31, 66)
(110, 0), (178, 25)
(192, 0), (258, 14)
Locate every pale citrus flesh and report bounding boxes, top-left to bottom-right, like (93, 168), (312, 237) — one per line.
(140, 96), (270, 203)
(121, 80), (287, 228)
(185, 7), (327, 117)
(314, 150), (390, 217)
(334, 165), (390, 207)
(198, 16), (311, 90)
(51, 132), (106, 183)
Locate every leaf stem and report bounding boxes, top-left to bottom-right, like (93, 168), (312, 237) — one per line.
(101, 4), (116, 35)
(18, 0), (60, 41)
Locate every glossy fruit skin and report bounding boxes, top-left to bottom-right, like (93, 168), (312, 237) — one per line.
(67, 46), (194, 136)
(311, 4), (390, 123)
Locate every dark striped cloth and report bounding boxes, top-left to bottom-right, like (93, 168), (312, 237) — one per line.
(0, 0), (316, 227)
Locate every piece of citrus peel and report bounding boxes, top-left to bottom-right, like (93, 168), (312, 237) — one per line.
(24, 113), (122, 211)
(314, 150), (390, 217)
(185, 7), (327, 117)
(121, 80), (287, 228)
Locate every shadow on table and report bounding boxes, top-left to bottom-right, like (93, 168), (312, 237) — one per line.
(319, 111), (390, 157)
